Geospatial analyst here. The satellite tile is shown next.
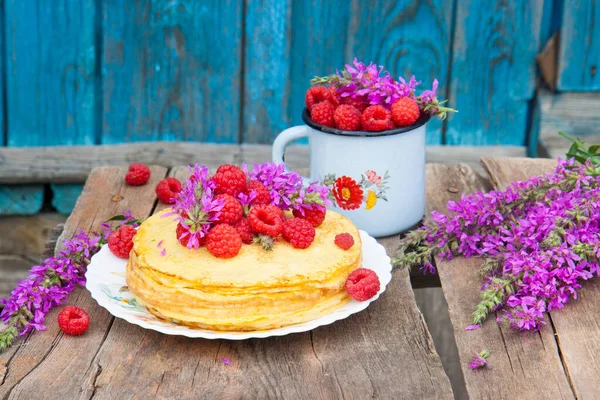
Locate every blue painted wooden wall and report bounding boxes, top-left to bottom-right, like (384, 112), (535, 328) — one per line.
(0, 0), (597, 215)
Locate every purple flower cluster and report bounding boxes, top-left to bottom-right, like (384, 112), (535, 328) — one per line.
(396, 159), (600, 332)
(0, 212), (138, 351)
(249, 162), (332, 213)
(168, 164), (224, 249)
(311, 58), (455, 119)
(469, 350), (490, 370)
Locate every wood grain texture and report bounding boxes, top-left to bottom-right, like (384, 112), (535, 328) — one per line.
(482, 157), (600, 399)
(446, 0), (544, 145)
(0, 166), (168, 400)
(0, 213), (67, 262)
(2, 166), (454, 399)
(536, 90), (600, 159)
(102, 0), (242, 144)
(287, 0), (351, 129)
(243, 0), (292, 144)
(347, 0), (455, 145)
(427, 163), (574, 399)
(558, 0), (600, 90)
(4, 0), (97, 214)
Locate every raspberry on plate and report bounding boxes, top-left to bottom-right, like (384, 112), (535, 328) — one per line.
(155, 178), (183, 204)
(282, 218), (315, 249)
(212, 165), (247, 197)
(58, 306), (90, 336)
(214, 194), (243, 225)
(108, 225), (136, 258)
(293, 207), (326, 227)
(206, 224), (242, 258)
(345, 268), (380, 301)
(310, 101), (335, 128)
(234, 217), (254, 244)
(248, 205), (283, 237)
(391, 97), (420, 126)
(361, 105), (392, 132)
(334, 233), (355, 250)
(333, 105), (361, 131)
(305, 85), (336, 110)
(125, 163), (151, 186)
(246, 180), (272, 205)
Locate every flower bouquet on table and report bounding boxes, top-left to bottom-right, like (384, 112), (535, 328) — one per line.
(272, 59), (456, 236)
(394, 132), (600, 333)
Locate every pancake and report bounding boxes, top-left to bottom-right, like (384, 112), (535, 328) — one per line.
(126, 208), (362, 331)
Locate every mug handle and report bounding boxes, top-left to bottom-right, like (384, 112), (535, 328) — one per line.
(272, 125), (311, 185)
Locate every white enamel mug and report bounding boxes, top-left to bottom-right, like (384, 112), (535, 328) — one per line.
(272, 109), (429, 237)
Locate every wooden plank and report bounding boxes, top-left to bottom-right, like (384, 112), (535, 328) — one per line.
(78, 242), (453, 398)
(242, 0), (292, 144)
(287, 1), (351, 129)
(347, 0), (455, 145)
(102, 0), (242, 144)
(0, 166), (168, 399)
(4, 0), (97, 215)
(50, 184), (85, 215)
(446, 0), (545, 145)
(427, 163), (574, 399)
(557, 0), (600, 91)
(0, 142), (524, 184)
(0, 186), (43, 215)
(4, 166), (453, 398)
(482, 156), (600, 399)
(0, 213), (67, 262)
(0, 0), (4, 146)
(537, 90), (600, 159)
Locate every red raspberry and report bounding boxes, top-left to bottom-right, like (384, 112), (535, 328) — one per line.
(212, 165), (247, 197)
(333, 105), (362, 131)
(391, 97), (420, 127)
(334, 233), (355, 250)
(247, 180), (271, 205)
(125, 164), (151, 186)
(108, 225), (136, 258)
(341, 96), (368, 112)
(248, 205), (283, 237)
(155, 178), (183, 204)
(234, 218), (254, 244)
(293, 207), (326, 227)
(345, 268), (380, 301)
(214, 194), (243, 225)
(206, 224), (242, 258)
(310, 101), (335, 128)
(282, 218), (315, 249)
(58, 306), (90, 336)
(361, 105), (392, 132)
(176, 223), (206, 247)
(328, 86), (340, 106)
(305, 85), (336, 110)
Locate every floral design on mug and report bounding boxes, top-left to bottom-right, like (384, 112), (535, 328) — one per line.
(324, 170), (390, 210)
(331, 176), (364, 210)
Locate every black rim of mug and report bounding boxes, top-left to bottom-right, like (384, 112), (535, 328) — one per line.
(301, 108), (431, 137)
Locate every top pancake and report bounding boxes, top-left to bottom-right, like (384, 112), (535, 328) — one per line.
(133, 208), (362, 288)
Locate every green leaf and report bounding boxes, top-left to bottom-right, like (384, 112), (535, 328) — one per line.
(104, 215), (128, 222)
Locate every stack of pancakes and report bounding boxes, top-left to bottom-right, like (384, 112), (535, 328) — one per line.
(126, 209), (362, 331)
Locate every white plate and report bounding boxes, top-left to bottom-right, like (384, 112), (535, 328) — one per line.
(85, 230), (392, 340)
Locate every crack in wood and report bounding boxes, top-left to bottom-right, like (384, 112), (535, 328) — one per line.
(309, 331), (345, 400)
(88, 363), (103, 400)
(548, 313), (579, 399)
(153, 371), (166, 397)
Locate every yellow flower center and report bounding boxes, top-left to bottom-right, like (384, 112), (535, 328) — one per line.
(366, 190), (377, 210)
(341, 188), (351, 200)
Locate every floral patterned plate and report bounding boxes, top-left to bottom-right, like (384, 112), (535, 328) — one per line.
(85, 230), (392, 340)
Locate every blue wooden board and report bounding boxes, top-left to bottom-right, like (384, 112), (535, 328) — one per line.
(347, 0), (455, 145)
(445, 0), (545, 145)
(102, 0), (242, 144)
(557, 0), (600, 91)
(0, 186), (44, 215)
(4, 0), (97, 215)
(242, 0), (292, 144)
(51, 184), (85, 215)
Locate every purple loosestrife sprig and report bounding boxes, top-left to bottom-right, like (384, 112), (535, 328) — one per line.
(0, 212), (139, 353)
(394, 158), (600, 332)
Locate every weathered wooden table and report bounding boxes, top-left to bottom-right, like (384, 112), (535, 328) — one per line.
(0, 156), (594, 399)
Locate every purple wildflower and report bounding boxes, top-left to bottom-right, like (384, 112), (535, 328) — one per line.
(221, 357), (231, 365)
(469, 350), (490, 370)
